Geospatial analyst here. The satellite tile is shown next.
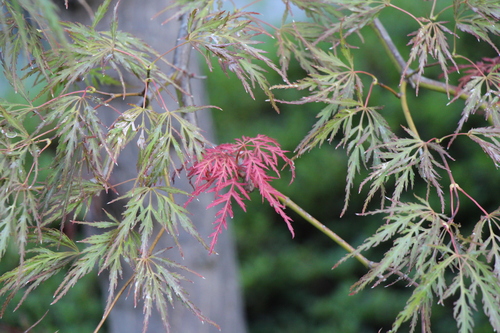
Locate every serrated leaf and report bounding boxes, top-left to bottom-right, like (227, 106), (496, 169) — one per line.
(468, 127), (500, 167)
(186, 135), (295, 253)
(456, 17), (500, 55)
(404, 20), (458, 93)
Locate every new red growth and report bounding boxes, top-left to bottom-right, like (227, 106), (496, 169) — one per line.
(186, 135), (295, 253)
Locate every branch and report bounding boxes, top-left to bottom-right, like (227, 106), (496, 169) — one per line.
(279, 196), (420, 287)
(141, 14), (198, 123)
(371, 18), (469, 101)
(279, 195), (372, 269)
(172, 13), (198, 126)
(372, 18), (406, 73)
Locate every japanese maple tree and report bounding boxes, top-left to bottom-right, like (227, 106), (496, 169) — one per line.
(1, 0), (500, 333)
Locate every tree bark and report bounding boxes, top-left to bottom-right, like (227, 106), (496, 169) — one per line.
(59, 1), (247, 332)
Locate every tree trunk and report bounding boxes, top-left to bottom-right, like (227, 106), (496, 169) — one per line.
(59, 1), (247, 332)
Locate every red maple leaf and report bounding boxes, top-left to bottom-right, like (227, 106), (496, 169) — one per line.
(448, 56), (500, 90)
(186, 134), (295, 253)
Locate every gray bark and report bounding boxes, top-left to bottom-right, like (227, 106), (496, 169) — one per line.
(59, 1), (247, 332)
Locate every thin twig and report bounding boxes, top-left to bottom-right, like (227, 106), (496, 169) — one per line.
(172, 13), (198, 125)
(75, 0), (94, 20)
(23, 310), (49, 332)
(93, 274), (135, 333)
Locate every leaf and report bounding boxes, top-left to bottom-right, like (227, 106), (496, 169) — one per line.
(0, 0), (68, 94)
(464, 0), (500, 21)
(447, 57), (500, 132)
(360, 130), (448, 211)
(390, 255), (453, 333)
(133, 254), (219, 333)
(451, 271), (476, 333)
(403, 20), (458, 94)
(0, 229), (78, 316)
(458, 254), (500, 333)
(273, 47), (372, 164)
(338, 197), (466, 332)
(105, 186), (202, 262)
(345, 197), (448, 291)
(313, 1), (386, 45)
(186, 135), (295, 253)
(275, 22), (332, 73)
(92, 0), (113, 28)
(187, 8), (287, 111)
(136, 107), (210, 185)
(456, 16), (500, 55)
(468, 127), (500, 168)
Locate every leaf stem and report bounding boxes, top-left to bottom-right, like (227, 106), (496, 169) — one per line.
(387, 4), (422, 26)
(149, 228), (166, 255)
(400, 80), (421, 139)
(430, 0), (438, 20)
(452, 183), (489, 217)
(279, 195), (371, 269)
(377, 81), (400, 98)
